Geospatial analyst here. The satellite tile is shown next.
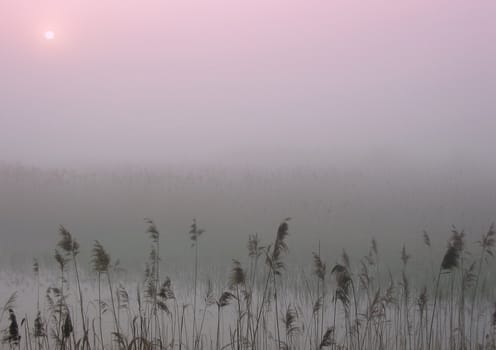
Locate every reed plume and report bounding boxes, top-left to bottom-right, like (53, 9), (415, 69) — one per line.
(423, 230), (431, 247)
(429, 227), (465, 350)
(92, 241), (110, 273)
(313, 250), (326, 346)
(33, 259), (40, 313)
(216, 291), (236, 350)
(91, 240), (111, 348)
(57, 225), (88, 349)
(188, 218), (205, 350)
(2, 309), (20, 346)
(319, 327), (335, 349)
(469, 223), (495, 348)
(62, 312), (73, 340)
(144, 218), (162, 345)
(269, 219), (291, 349)
(313, 252), (327, 281)
(229, 259), (246, 350)
(34, 311), (45, 338)
(331, 264), (351, 293)
(0, 292), (17, 326)
(282, 305), (299, 349)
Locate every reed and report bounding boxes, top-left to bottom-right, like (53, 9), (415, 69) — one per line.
(188, 218), (205, 350)
(57, 226), (89, 349)
(1, 221), (496, 350)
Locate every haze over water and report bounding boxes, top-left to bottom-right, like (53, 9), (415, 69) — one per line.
(1, 0), (495, 267)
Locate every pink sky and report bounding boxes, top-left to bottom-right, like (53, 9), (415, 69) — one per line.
(1, 0), (495, 166)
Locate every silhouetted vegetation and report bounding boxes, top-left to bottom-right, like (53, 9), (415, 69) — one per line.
(1, 220), (495, 350)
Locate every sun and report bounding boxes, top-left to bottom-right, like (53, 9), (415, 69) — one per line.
(44, 31), (55, 40)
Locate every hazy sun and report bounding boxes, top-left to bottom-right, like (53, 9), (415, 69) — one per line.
(44, 31), (55, 40)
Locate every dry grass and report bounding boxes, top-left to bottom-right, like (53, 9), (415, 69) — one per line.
(1, 221), (496, 350)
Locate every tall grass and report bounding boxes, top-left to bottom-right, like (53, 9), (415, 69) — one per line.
(188, 218), (205, 350)
(57, 226), (89, 349)
(1, 221), (496, 350)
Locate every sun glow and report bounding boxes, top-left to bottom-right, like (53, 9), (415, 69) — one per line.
(44, 31), (55, 40)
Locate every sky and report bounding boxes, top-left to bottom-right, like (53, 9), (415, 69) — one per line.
(1, 0), (495, 167)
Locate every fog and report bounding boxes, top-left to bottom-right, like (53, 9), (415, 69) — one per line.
(1, 0), (495, 269)
(1, 160), (495, 273)
(2, 0), (495, 166)
(2, 4), (496, 350)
